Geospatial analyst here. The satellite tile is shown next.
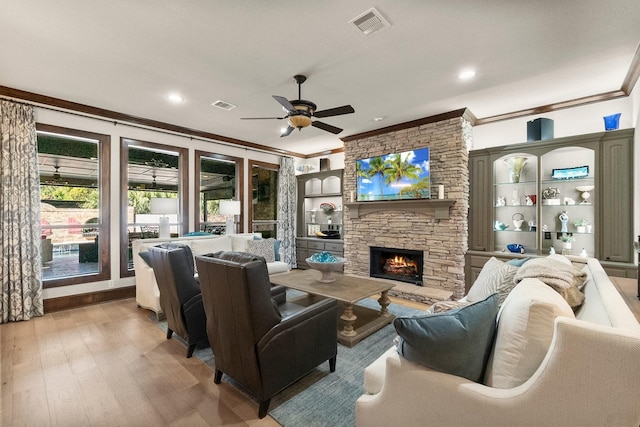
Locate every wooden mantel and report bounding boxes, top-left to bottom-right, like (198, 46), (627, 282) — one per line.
(344, 199), (456, 220)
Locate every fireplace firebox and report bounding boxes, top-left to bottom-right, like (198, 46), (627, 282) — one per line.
(370, 247), (423, 285)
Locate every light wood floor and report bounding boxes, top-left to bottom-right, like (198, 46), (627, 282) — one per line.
(1, 299), (282, 426)
(1, 279), (637, 426)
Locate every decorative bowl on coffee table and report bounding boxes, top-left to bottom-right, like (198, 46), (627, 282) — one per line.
(306, 254), (346, 283)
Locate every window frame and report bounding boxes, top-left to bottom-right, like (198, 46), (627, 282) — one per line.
(37, 123), (111, 288)
(119, 137), (188, 278)
(248, 160), (279, 238)
(195, 150), (244, 233)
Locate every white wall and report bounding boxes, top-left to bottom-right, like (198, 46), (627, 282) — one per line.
(36, 107), (285, 299)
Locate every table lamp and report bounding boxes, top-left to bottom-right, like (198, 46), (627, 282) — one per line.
(220, 200), (240, 234)
(151, 197), (178, 239)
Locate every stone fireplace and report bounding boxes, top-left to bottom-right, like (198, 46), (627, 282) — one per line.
(341, 109), (473, 303)
(370, 246), (423, 285)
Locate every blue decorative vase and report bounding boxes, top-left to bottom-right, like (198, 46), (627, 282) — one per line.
(603, 113), (621, 131)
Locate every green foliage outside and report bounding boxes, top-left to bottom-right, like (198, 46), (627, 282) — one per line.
(40, 185), (176, 214)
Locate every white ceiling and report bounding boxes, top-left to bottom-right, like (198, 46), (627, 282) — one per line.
(2, 1), (639, 156)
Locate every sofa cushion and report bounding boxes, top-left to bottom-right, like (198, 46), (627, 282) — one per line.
(394, 293), (499, 382)
(231, 234), (258, 252)
(466, 257), (519, 306)
(247, 238), (276, 263)
(484, 278), (575, 388)
(189, 236), (232, 256)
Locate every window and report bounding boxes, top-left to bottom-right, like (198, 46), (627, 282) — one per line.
(249, 161), (279, 238)
(37, 124), (110, 287)
(120, 138), (187, 277)
(195, 151), (242, 234)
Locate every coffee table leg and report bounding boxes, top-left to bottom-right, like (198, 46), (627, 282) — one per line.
(378, 290), (391, 316)
(340, 303), (357, 337)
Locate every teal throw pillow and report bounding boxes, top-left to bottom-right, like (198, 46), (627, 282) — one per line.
(394, 293), (499, 382)
(506, 257), (531, 267)
(138, 251), (152, 268)
(184, 231), (211, 236)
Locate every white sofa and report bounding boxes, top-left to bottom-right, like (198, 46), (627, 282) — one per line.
(356, 256), (640, 426)
(132, 233), (290, 316)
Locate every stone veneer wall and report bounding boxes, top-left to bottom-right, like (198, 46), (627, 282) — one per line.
(343, 115), (471, 299)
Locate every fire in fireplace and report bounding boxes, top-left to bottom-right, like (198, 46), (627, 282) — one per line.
(370, 247), (423, 285)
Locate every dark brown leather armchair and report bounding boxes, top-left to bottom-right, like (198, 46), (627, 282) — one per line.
(148, 243), (208, 358)
(195, 251), (338, 419)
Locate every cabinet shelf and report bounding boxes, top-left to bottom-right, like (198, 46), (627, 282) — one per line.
(303, 192), (342, 198)
(297, 170), (344, 263)
(494, 180), (536, 186)
(540, 177), (594, 185)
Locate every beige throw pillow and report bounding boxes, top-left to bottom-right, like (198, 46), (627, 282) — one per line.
(247, 238), (276, 263)
(466, 257), (519, 306)
(484, 278), (575, 388)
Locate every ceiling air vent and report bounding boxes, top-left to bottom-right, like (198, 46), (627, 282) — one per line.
(211, 100), (236, 111)
(349, 7), (391, 36)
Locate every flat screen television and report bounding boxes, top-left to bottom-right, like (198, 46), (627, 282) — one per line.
(356, 147), (430, 201)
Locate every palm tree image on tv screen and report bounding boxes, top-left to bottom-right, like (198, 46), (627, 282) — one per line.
(356, 147), (430, 201)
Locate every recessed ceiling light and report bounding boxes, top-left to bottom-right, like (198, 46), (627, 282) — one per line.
(458, 69), (476, 80)
(373, 117), (384, 122)
(167, 93), (184, 103)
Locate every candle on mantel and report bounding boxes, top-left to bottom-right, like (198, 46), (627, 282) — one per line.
(350, 191), (354, 203)
(438, 185), (445, 200)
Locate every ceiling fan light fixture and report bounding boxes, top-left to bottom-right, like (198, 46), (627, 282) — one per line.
(288, 115), (312, 129)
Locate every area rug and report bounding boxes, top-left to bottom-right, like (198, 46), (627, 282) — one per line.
(151, 297), (425, 427)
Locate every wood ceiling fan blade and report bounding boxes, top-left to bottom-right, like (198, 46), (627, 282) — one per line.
(280, 125), (295, 137)
(272, 95), (297, 113)
(312, 121), (343, 134)
(314, 105), (355, 118)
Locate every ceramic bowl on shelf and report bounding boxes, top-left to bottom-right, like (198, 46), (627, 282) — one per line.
(306, 255), (346, 283)
(507, 243), (524, 253)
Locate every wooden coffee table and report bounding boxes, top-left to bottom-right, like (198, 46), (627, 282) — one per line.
(270, 269), (396, 347)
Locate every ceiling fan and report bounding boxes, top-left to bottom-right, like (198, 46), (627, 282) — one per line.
(241, 75), (355, 137)
(42, 165), (69, 186)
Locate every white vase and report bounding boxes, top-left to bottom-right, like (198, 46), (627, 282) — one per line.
(563, 242), (572, 250)
(576, 226), (586, 233)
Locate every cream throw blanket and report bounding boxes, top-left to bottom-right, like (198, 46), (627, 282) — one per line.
(513, 258), (586, 308)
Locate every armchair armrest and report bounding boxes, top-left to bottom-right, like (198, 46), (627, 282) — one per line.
(356, 318), (640, 427)
(270, 284), (287, 305)
(258, 298), (338, 350)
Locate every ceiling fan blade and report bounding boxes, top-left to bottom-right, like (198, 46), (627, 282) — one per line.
(312, 121), (343, 134)
(280, 125), (295, 137)
(240, 116), (286, 120)
(272, 95), (297, 113)
(314, 105), (355, 118)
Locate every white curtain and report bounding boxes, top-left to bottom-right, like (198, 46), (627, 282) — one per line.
(277, 157), (297, 268)
(0, 100), (44, 322)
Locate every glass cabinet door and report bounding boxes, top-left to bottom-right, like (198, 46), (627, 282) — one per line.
(539, 146), (595, 257)
(493, 153), (538, 254)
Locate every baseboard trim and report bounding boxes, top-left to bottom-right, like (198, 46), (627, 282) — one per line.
(44, 286), (136, 312)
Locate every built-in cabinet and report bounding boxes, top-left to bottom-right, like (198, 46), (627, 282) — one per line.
(296, 238), (344, 269)
(467, 129), (635, 289)
(296, 170), (344, 269)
